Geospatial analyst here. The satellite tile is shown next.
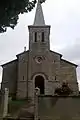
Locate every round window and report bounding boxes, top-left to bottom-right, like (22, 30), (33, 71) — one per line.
(35, 56), (43, 64)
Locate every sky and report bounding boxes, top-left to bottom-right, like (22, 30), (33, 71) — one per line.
(0, 0), (80, 88)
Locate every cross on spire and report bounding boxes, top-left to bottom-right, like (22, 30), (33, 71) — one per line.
(33, 0), (45, 26)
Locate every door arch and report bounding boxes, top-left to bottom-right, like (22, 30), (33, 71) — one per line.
(35, 75), (44, 94)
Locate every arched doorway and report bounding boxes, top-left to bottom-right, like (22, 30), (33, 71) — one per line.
(35, 75), (44, 94)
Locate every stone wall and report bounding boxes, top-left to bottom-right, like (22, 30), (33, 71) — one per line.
(1, 60), (17, 97)
(27, 49), (61, 98)
(38, 96), (80, 120)
(16, 51), (29, 99)
(60, 59), (79, 95)
(28, 49), (79, 98)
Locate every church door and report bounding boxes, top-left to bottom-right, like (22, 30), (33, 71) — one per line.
(35, 75), (44, 94)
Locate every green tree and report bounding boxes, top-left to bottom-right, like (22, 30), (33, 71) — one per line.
(0, 0), (46, 33)
(54, 82), (73, 96)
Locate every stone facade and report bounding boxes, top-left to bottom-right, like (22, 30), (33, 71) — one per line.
(1, 0), (79, 100)
(1, 60), (17, 97)
(1, 49), (79, 99)
(16, 51), (29, 99)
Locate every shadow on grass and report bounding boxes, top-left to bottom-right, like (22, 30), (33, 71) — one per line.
(8, 99), (28, 116)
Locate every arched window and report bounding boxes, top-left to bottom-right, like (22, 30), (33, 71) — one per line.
(34, 32), (37, 42)
(55, 76), (56, 80)
(42, 32), (44, 42)
(23, 76), (24, 80)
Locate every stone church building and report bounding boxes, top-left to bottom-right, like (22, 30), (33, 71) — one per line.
(1, 0), (79, 100)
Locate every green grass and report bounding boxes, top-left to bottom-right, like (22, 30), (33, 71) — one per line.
(8, 99), (28, 116)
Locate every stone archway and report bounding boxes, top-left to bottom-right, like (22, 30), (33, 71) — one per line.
(35, 75), (45, 95)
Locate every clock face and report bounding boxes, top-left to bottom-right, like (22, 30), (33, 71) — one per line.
(35, 56), (43, 64)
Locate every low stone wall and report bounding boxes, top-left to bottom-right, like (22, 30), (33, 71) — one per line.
(38, 96), (80, 120)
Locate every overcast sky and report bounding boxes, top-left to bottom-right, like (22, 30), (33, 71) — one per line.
(0, 0), (80, 88)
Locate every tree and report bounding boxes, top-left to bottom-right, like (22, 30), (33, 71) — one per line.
(54, 82), (73, 96)
(0, 0), (46, 33)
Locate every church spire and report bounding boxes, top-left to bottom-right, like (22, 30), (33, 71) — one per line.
(33, 0), (45, 26)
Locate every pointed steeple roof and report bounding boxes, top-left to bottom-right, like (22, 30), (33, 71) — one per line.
(33, 0), (45, 26)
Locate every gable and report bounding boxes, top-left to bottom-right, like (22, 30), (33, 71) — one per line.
(1, 59), (17, 68)
(50, 50), (62, 57)
(61, 59), (77, 68)
(50, 50), (62, 62)
(16, 50), (29, 57)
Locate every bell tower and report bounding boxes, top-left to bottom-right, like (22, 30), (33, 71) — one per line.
(28, 0), (51, 99)
(28, 0), (51, 52)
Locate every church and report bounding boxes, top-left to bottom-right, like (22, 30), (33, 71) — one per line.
(1, 0), (79, 100)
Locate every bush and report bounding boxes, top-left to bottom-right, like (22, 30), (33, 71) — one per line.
(55, 82), (73, 96)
